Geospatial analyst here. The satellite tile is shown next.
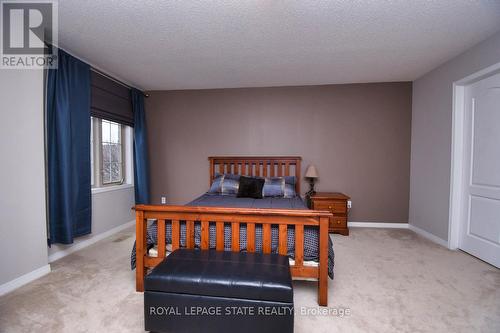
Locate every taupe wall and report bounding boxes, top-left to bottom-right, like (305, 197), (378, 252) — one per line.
(146, 82), (412, 223)
(410, 30), (500, 241)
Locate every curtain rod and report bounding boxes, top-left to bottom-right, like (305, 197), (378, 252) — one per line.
(90, 67), (149, 97)
(51, 44), (149, 97)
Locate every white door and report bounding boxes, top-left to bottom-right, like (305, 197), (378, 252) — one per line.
(460, 72), (500, 268)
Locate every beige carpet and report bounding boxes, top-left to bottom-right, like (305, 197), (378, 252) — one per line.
(0, 227), (498, 333)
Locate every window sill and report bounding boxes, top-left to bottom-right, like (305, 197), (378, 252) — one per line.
(92, 183), (134, 195)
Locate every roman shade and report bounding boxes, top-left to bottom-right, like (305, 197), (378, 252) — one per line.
(90, 70), (133, 126)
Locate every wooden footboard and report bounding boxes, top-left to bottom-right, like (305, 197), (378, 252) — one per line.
(134, 205), (332, 306)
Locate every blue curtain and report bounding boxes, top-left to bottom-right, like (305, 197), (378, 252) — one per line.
(47, 49), (91, 244)
(131, 88), (150, 204)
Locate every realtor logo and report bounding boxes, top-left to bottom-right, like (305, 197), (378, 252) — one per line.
(1, 0), (58, 68)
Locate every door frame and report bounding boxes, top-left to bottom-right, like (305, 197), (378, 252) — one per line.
(448, 61), (500, 250)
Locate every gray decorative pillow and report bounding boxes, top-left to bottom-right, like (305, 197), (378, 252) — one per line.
(262, 177), (285, 197)
(221, 174), (240, 195)
(208, 174), (225, 193)
(283, 176), (297, 198)
(284, 176), (296, 186)
(283, 183), (297, 198)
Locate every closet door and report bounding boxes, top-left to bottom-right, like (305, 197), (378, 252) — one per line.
(459, 71), (500, 268)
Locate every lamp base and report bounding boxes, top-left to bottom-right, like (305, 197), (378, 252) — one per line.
(305, 188), (316, 209)
(305, 189), (316, 197)
(305, 178), (316, 202)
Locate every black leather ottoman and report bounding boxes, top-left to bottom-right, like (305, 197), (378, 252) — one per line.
(144, 249), (294, 333)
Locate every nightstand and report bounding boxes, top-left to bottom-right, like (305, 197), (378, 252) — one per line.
(309, 192), (350, 235)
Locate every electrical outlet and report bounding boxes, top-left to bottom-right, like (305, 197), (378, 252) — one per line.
(347, 200), (352, 209)
(161, 196), (167, 204)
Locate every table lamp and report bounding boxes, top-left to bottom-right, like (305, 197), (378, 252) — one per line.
(305, 164), (319, 196)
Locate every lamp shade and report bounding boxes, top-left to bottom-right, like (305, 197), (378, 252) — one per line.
(305, 164), (319, 178)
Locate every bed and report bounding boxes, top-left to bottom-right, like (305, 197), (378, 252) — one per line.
(133, 156), (333, 306)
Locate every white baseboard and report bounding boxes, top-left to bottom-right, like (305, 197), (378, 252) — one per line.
(409, 224), (448, 248)
(348, 222), (409, 229)
(48, 220), (135, 263)
(0, 264), (51, 297)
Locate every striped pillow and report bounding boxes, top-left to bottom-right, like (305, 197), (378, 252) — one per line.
(262, 177), (285, 197)
(208, 174), (240, 195)
(221, 174), (240, 195)
(208, 174), (224, 193)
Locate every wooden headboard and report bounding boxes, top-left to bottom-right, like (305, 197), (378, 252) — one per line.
(208, 156), (302, 193)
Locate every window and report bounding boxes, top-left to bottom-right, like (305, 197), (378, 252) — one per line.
(101, 120), (123, 184)
(91, 117), (133, 188)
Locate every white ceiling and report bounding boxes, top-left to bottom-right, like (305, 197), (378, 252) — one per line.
(58, 0), (500, 90)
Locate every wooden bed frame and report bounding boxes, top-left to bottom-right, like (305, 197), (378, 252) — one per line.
(134, 156), (332, 306)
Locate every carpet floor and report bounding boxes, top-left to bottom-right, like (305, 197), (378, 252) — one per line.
(0, 227), (498, 333)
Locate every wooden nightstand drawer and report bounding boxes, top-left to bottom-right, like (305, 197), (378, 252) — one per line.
(330, 217), (347, 229)
(313, 201), (347, 214)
